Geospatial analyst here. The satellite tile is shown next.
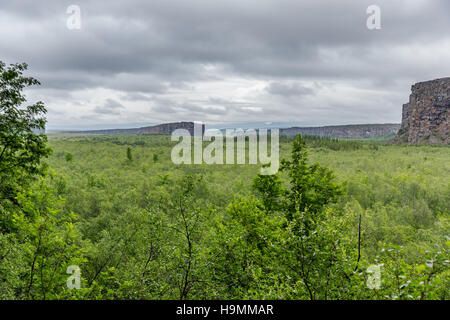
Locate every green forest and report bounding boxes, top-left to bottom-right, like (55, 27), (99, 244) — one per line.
(1, 63), (449, 300)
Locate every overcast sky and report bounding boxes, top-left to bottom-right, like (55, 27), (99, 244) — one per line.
(1, 0), (449, 129)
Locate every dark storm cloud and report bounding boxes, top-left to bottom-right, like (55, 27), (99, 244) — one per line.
(1, 0), (449, 127)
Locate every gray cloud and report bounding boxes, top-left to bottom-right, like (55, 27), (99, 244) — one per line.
(266, 82), (314, 97)
(1, 0), (449, 128)
(94, 98), (125, 114)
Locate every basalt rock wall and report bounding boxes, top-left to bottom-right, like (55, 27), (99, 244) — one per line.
(280, 124), (400, 139)
(68, 122), (204, 136)
(398, 78), (449, 144)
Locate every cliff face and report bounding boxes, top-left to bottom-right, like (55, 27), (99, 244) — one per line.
(398, 78), (449, 144)
(69, 122), (205, 136)
(280, 124), (400, 139)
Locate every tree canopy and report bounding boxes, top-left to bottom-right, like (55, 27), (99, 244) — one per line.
(0, 62), (51, 216)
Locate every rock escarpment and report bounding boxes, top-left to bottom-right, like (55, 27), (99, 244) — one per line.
(69, 122), (205, 136)
(280, 124), (400, 139)
(398, 78), (449, 144)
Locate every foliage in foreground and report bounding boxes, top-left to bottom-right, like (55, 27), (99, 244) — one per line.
(0, 61), (448, 299)
(2, 132), (448, 299)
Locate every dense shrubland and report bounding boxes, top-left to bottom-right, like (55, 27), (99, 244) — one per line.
(2, 131), (447, 300)
(1, 63), (449, 299)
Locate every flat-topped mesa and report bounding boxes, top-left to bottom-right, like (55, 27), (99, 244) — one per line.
(398, 77), (450, 144)
(68, 121), (205, 136)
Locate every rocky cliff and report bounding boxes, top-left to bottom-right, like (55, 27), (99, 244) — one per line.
(68, 122), (204, 136)
(280, 124), (400, 139)
(397, 78), (449, 144)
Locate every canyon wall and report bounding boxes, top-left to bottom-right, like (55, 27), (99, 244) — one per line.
(398, 78), (449, 144)
(280, 124), (400, 139)
(69, 122), (204, 136)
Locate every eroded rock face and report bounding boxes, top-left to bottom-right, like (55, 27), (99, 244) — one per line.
(69, 122), (205, 136)
(281, 124), (400, 139)
(398, 78), (450, 144)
